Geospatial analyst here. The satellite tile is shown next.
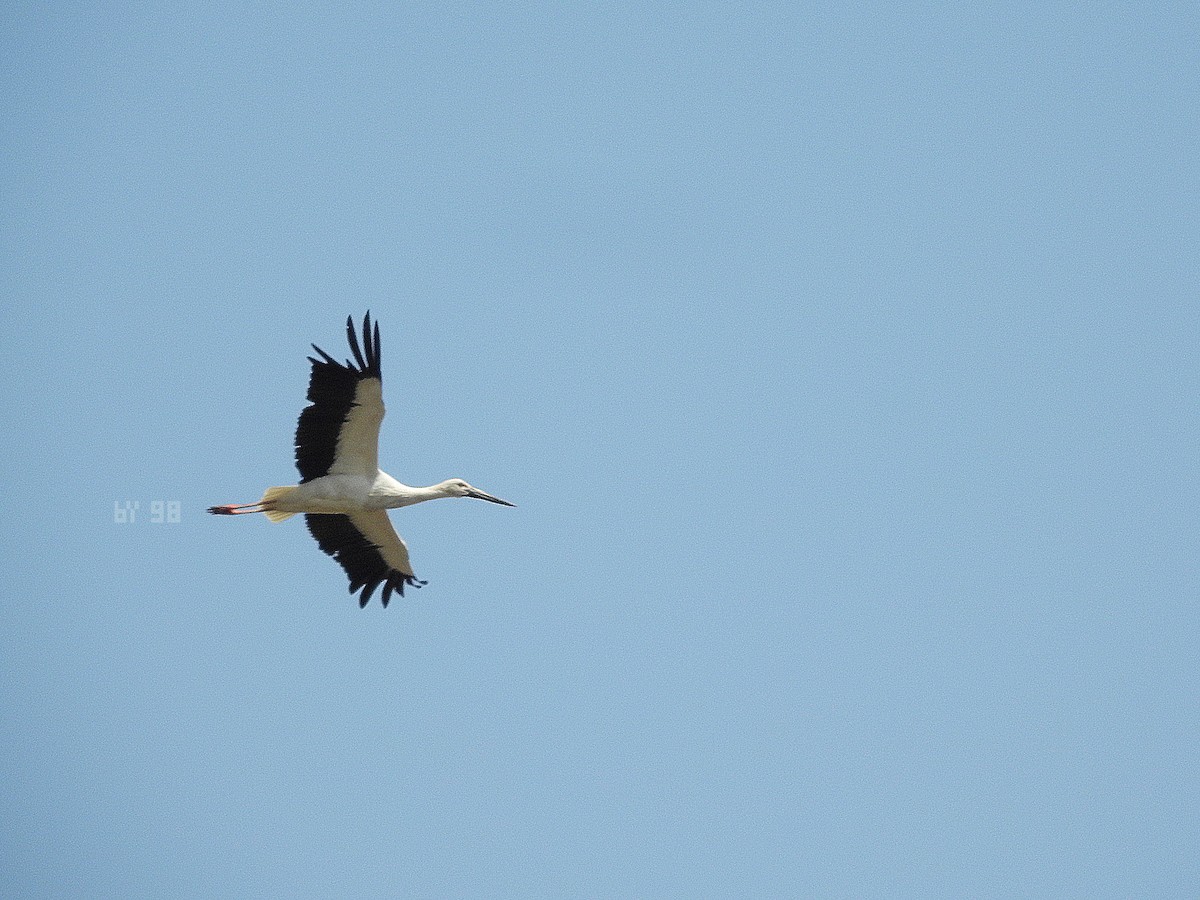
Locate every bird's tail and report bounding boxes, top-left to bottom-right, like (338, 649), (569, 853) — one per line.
(261, 486), (299, 523)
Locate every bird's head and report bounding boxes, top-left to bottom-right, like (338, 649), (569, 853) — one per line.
(441, 478), (515, 506)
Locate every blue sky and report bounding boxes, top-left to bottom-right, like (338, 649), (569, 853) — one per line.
(2, 2), (1197, 896)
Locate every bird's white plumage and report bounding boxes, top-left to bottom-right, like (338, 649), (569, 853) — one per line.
(328, 379), (384, 477)
(208, 313), (513, 608)
(348, 510), (414, 577)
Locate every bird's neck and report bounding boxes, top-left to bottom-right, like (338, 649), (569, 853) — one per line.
(381, 480), (453, 508)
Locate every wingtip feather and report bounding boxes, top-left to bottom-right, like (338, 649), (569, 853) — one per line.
(346, 315), (368, 372)
(310, 344), (337, 365)
(360, 579), (380, 607)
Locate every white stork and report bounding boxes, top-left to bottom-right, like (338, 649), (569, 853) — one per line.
(208, 313), (514, 608)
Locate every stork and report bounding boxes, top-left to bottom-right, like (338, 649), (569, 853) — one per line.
(208, 313), (513, 608)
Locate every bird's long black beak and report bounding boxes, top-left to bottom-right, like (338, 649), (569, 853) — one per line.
(465, 488), (516, 507)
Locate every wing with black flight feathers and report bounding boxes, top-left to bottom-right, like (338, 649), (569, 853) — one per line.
(294, 313), (385, 483)
(305, 511), (426, 608)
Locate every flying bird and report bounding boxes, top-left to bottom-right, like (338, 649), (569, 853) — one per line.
(208, 313), (513, 608)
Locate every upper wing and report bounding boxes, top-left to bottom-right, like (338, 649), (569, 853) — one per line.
(294, 313), (386, 483)
(305, 511), (427, 608)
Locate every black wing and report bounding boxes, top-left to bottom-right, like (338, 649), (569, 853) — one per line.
(305, 512), (427, 608)
(295, 313), (385, 483)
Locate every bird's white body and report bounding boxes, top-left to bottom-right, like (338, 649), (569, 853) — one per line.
(208, 313), (512, 608)
(272, 473), (478, 514)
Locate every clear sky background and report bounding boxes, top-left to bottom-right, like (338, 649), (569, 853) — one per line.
(2, 2), (1197, 897)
